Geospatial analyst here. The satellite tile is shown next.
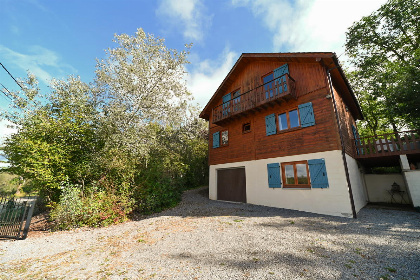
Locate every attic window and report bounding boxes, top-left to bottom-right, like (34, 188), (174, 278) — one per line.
(242, 123), (251, 134)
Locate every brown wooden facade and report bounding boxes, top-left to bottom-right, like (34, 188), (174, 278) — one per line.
(200, 53), (363, 166)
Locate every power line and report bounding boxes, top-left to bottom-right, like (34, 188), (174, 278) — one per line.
(0, 62), (23, 90)
(0, 89), (11, 101)
(0, 83), (12, 101)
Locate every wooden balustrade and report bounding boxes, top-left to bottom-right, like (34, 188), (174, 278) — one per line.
(212, 74), (296, 124)
(353, 130), (420, 158)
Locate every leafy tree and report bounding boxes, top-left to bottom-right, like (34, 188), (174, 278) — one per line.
(2, 77), (101, 201)
(1, 28), (208, 228)
(345, 0), (420, 134)
(95, 29), (193, 158)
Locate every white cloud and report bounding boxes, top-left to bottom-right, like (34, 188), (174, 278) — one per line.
(187, 48), (238, 107)
(0, 45), (76, 85)
(157, 0), (211, 42)
(232, 0), (387, 63)
(0, 119), (17, 146)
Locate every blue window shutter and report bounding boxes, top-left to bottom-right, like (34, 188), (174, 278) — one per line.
(222, 93), (231, 116)
(222, 93), (231, 103)
(265, 114), (276, 136)
(267, 163), (281, 188)
(273, 64), (289, 78)
(274, 64), (289, 94)
(298, 102), (315, 127)
(213, 132), (220, 148)
(308, 159), (329, 188)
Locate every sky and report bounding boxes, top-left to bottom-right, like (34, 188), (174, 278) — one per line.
(0, 0), (388, 144)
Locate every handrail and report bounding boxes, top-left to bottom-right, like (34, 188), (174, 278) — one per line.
(212, 73), (296, 123)
(352, 130), (420, 158)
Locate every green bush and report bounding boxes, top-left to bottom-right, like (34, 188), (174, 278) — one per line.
(49, 183), (83, 230)
(50, 181), (134, 230)
(134, 180), (182, 214)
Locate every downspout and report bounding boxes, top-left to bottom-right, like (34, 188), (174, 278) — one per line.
(324, 65), (357, 219)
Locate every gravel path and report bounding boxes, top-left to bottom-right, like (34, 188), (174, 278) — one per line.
(1, 187), (419, 280)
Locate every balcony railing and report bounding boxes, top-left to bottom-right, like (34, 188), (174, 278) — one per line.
(212, 73), (296, 124)
(353, 130), (420, 158)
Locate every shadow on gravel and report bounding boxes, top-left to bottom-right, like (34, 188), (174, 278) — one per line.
(133, 186), (420, 243)
(150, 187), (420, 279)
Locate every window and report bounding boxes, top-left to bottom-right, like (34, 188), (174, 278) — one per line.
(265, 102), (315, 136)
(242, 122), (251, 134)
(213, 130), (228, 148)
(232, 89), (241, 112)
(262, 72), (274, 99)
(221, 130), (228, 146)
(281, 161), (311, 188)
(262, 64), (290, 99)
(278, 109), (300, 131)
(266, 158), (329, 189)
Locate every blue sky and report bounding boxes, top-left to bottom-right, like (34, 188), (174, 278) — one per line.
(0, 0), (387, 142)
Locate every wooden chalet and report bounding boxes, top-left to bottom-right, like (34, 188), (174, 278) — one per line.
(200, 53), (420, 218)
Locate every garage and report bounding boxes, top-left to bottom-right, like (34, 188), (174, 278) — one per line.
(217, 167), (246, 203)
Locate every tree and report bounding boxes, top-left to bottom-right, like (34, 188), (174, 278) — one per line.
(95, 29), (193, 159)
(2, 76), (101, 201)
(1, 28), (208, 228)
(345, 0), (420, 134)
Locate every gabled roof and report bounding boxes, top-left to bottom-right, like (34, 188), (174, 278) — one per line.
(199, 52), (363, 121)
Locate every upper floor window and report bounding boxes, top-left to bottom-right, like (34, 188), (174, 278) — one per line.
(262, 72), (274, 99)
(213, 130), (228, 148)
(221, 130), (228, 146)
(222, 89), (241, 116)
(278, 109), (300, 131)
(262, 64), (290, 100)
(265, 102), (315, 136)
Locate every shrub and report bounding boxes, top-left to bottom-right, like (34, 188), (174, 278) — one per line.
(49, 183), (83, 230)
(50, 181), (134, 230)
(81, 187), (134, 227)
(134, 180), (182, 214)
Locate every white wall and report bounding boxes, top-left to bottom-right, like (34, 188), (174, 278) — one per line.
(364, 174), (410, 204)
(209, 150), (355, 218)
(346, 154), (368, 212)
(404, 171), (420, 207)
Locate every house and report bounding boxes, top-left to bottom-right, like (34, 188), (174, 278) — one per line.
(199, 53), (420, 218)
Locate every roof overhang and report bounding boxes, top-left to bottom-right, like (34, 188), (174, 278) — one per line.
(199, 52), (363, 121)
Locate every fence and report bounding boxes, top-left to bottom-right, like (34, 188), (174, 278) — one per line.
(353, 130), (420, 158)
(0, 196), (37, 240)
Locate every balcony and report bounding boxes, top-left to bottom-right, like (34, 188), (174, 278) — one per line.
(353, 130), (420, 165)
(212, 74), (296, 124)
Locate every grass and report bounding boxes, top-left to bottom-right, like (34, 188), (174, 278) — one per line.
(385, 267), (397, 273)
(0, 172), (19, 195)
(0, 172), (36, 196)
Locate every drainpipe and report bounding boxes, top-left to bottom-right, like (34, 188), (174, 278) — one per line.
(325, 66), (357, 219)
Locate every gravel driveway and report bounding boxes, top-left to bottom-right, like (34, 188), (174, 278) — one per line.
(1, 187), (419, 280)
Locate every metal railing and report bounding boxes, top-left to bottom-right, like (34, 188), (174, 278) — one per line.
(212, 73), (296, 123)
(0, 196), (37, 240)
(353, 130), (420, 158)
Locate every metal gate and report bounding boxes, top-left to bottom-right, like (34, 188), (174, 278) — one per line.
(0, 196), (37, 240)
